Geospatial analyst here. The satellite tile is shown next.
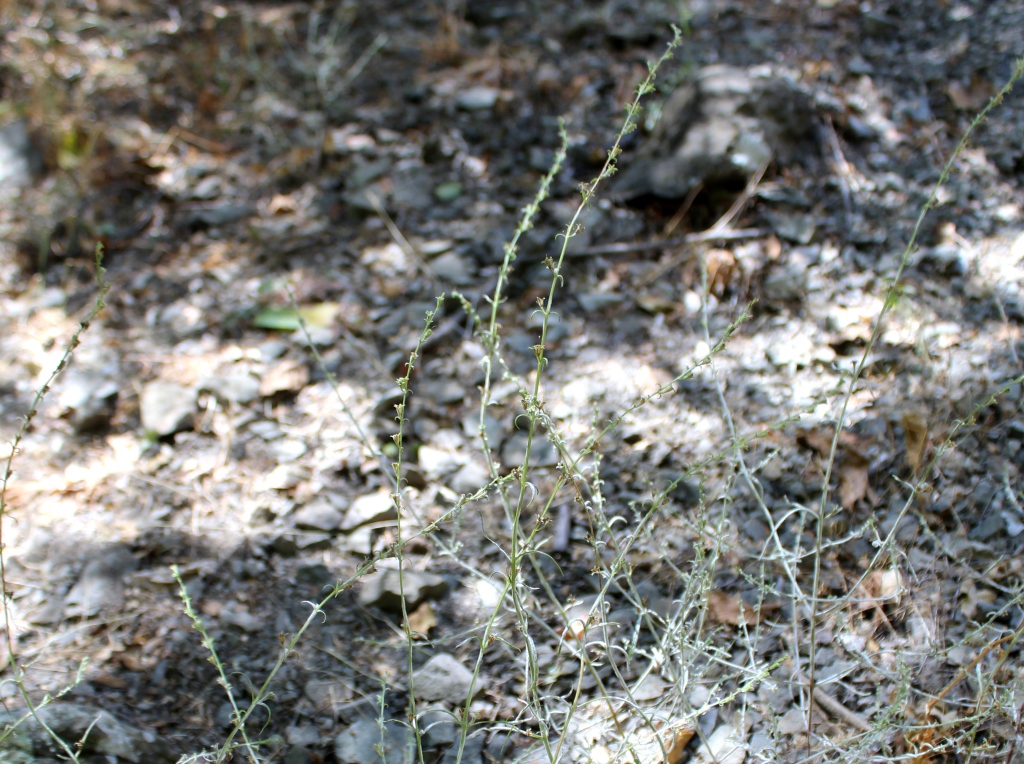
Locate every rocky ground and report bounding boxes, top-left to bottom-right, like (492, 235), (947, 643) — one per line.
(0, 1), (1023, 762)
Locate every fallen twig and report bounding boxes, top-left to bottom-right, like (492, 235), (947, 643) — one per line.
(565, 227), (764, 258)
(795, 671), (873, 732)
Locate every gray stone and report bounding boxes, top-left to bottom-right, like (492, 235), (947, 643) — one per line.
(455, 86), (499, 111)
(304, 678), (349, 713)
(765, 333), (814, 368)
(0, 724), (32, 764)
(758, 677), (794, 713)
(293, 531), (333, 551)
(413, 653), (478, 704)
(485, 732), (519, 762)
(846, 114), (879, 140)
(441, 733), (484, 764)
(969, 513), (1005, 542)
(915, 243), (969, 277)
(359, 569), (448, 611)
(749, 731), (774, 755)
(694, 724), (746, 764)
(5, 702), (176, 762)
(880, 508), (919, 543)
(335, 717), (413, 764)
(190, 175), (221, 200)
(344, 181), (389, 212)
(429, 251), (475, 285)
(140, 381), (196, 436)
(266, 533), (298, 556)
(417, 444), (462, 480)
(614, 65), (818, 200)
(777, 707), (805, 735)
(862, 12), (898, 38)
(220, 602), (263, 632)
(296, 563), (334, 589)
(971, 479), (997, 508)
(449, 461), (492, 496)
(418, 709), (456, 749)
(285, 747), (314, 764)
(604, 607), (637, 643)
(249, 420), (285, 440)
(64, 546), (136, 619)
(340, 525), (373, 555)
(292, 501), (343, 532)
(258, 339), (289, 361)
(766, 212), (816, 245)
(763, 260), (809, 301)
(632, 674), (667, 702)
(59, 369), (119, 433)
(0, 120), (42, 195)
(461, 412), (503, 447)
(847, 55), (873, 75)
(343, 490), (397, 531)
(501, 433), (559, 468)
(200, 373), (261, 404)
(286, 724), (321, 748)
(273, 438), (308, 462)
(347, 157), (392, 190)
(390, 166), (434, 210)
(528, 146), (556, 171)
(184, 203), (255, 227)
(819, 660), (857, 684)
(900, 96), (932, 124)
(576, 292), (625, 312)
(215, 700), (249, 729)
(264, 463), (309, 491)
(420, 379), (466, 406)
(373, 388), (406, 418)
(28, 594), (64, 626)
(741, 516), (770, 542)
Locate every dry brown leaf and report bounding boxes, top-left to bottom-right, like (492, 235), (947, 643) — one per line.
(268, 147), (316, 182)
(658, 723), (695, 764)
(838, 453), (869, 509)
(708, 591), (742, 626)
(407, 601), (437, 637)
(902, 412), (929, 473)
(705, 248), (738, 296)
(635, 293), (676, 314)
(907, 725), (937, 764)
(424, 12), (464, 65)
(196, 85), (223, 118)
(91, 672), (129, 689)
(853, 570), (887, 612)
(267, 193), (299, 215)
(947, 75), (994, 111)
(115, 647), (145, 671)
(0, 631), (11, 672)
(878, 569), (903, 603)
(959, 582), (996, 620)
(797, 427), (834, 457)
(798, 427), (865, 458)
(708, 589), (765, 626)
(630, 719), (696, 764)
(259, 359), (310, 397)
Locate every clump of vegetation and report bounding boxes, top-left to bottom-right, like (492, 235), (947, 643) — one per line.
(2, 11), (1023, 763)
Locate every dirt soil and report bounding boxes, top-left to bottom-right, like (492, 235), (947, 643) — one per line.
(1, 1), (1023, 762)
